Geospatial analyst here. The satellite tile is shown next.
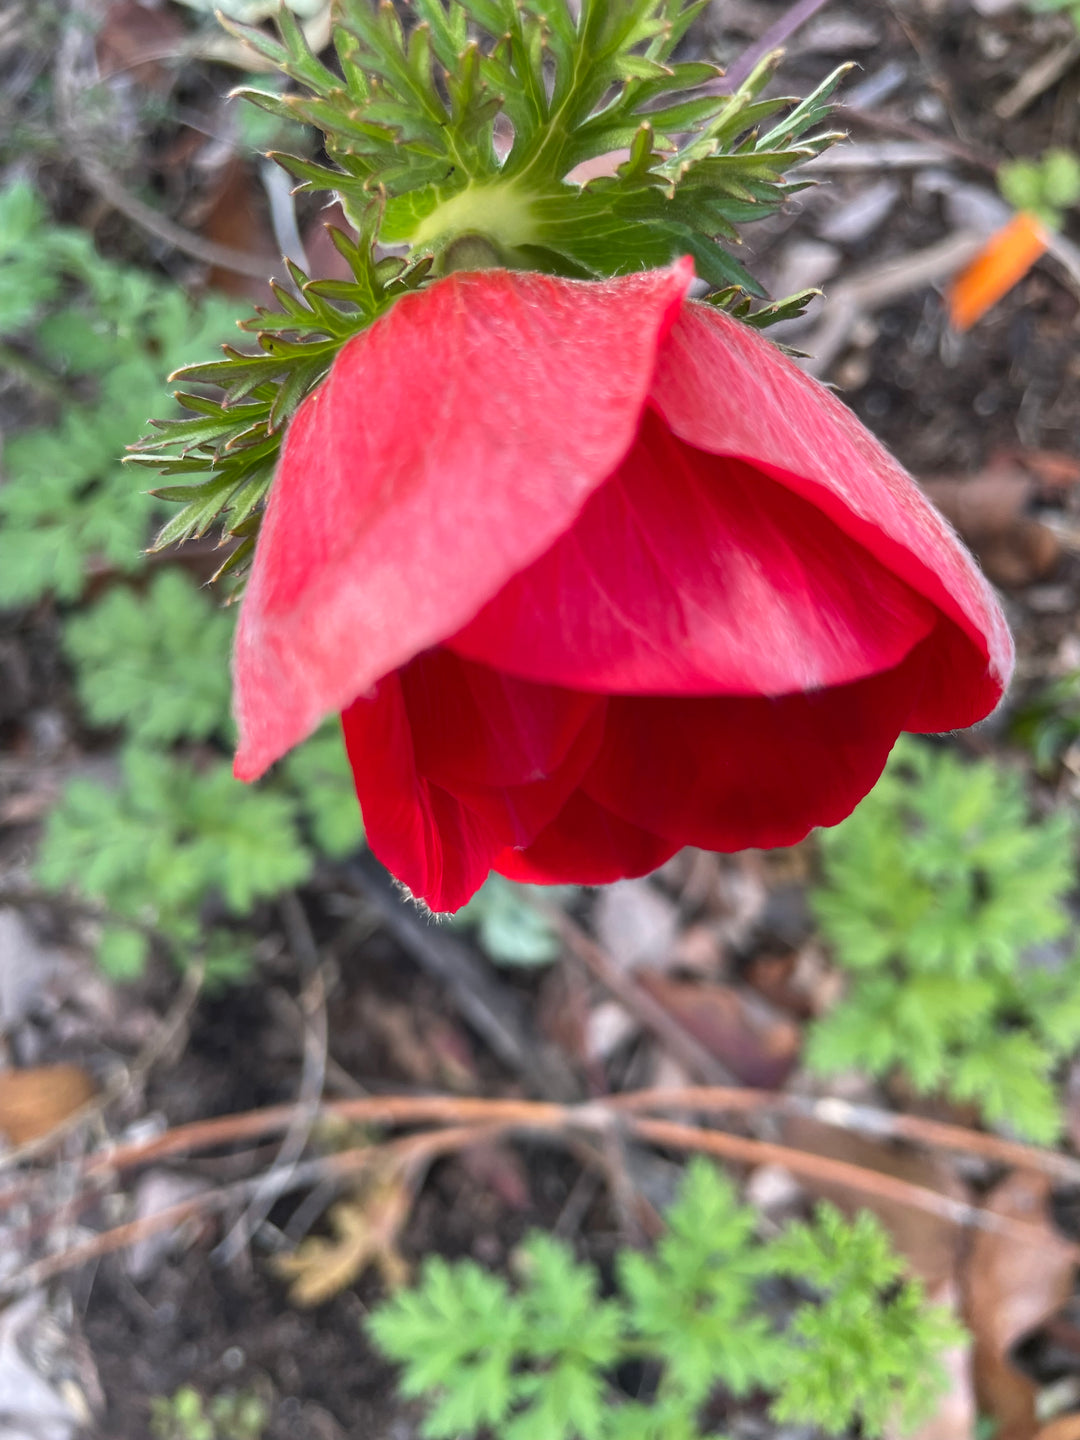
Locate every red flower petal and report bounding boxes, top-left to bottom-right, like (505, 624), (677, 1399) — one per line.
(234, 261), (693, 781)
(342, 650), (606, 910)
(578, 638), (930, 853)
(495, 790), (678, 887)
(648, 301), (1013, 728)
(340, 670), (501, 911)
(450, 410), (937, 694)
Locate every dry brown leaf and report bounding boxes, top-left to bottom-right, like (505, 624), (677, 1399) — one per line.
(1001, 448), (1080, 491)
(457, 1141), (531, 1211)
(197, 159), (277, 303)
(0, 1065), (96, 1146)
(359, 996), (477, 1090)
(594, 879), (679, 973)
(922, 465), (1060, 589)
(538, 962), (591, 1067)
(964, 1171), (1076, 1440)
(275, 1169), (414, 1307)
(1035, 1416), (1080, 1440)
(95, 0), (187, 88)
(894, 1316), (976, 1440)
(636, 975), (801, 1087)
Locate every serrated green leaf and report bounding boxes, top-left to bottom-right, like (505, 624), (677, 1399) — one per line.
(810, 739), (1076, 1140)
(63, 571), (234, 746)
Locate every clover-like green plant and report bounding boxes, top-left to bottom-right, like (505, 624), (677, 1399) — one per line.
(368, 1158), (958, 1440)
(452, 875), (578, 966)
(808, 738), (1080, 1142)
(999, 147), (1080, 230)
(149, 1384), (269, 1440)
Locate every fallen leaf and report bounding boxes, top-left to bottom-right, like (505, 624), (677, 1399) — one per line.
(1003, 448), (1080, 491)
(744, 951), (809, 1017)
(964, 1171), (1076, 1440)
(0, 1065), (96, 1147)
(275, 1167), (414, 1306)
(95, 0), (187, 88)
(922, 464), (1060, 588)
(359, 995), (477, 1089)
(1035, 1416), (1080, 1440)
(594, 879), (679, 972)
(197, 158), (276, 303)
(636, 975), (801, 1087)
(126, 1170), (215, 1281)
(457, 1142), (531, 1211)
(897, 1328), (976, 1440)
(0, 1291), (101, 1440)
(538, 961), (591, 1066)
(0, 910), (61, 1029)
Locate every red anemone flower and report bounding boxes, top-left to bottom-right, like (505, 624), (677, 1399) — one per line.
(233, 258), (1012, 912)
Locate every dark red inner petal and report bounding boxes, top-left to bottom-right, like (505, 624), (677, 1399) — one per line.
(344, 635), (933, 911)
(341, 671), (503, 912)
(343, 650), (607, 909)
(495, 790), (678, 888)
(577, 635), (933, 853)
(398, 648), (604, 791)
(449, 411), (937, 696)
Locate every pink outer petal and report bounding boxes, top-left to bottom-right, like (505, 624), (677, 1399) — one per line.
(234, 261), (694, 781)
(648, 302), (1014, 728)
(450, 410), (938, 694)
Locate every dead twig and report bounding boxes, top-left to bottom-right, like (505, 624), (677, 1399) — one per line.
(547, 908), (737, 1086)
(212, 893), (328, 1263)
(9, 1095), (1079, 1292)
(625, 1115), (1077, 1253)
(719, 0), (832, 93)
(800, 229), (986, 376)
(834, 104), (997, 173)
(605, 1087), (1080, 1186)
(10, 1081), (1080, 1224)
(346, 853), (574, 1099)
(73, 152), (279, 280)
(1, 1123), (507, 1298)
(996, 35), (1080, 120)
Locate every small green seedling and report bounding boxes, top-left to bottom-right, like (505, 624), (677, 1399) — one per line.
(808, 738), (1080, 1142)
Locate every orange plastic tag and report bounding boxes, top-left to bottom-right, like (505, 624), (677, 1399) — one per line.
(947, 210), (1050, 332)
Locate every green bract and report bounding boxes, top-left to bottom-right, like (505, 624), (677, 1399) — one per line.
(230, 0), (844, 287)
(128, 0), (846, 584)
